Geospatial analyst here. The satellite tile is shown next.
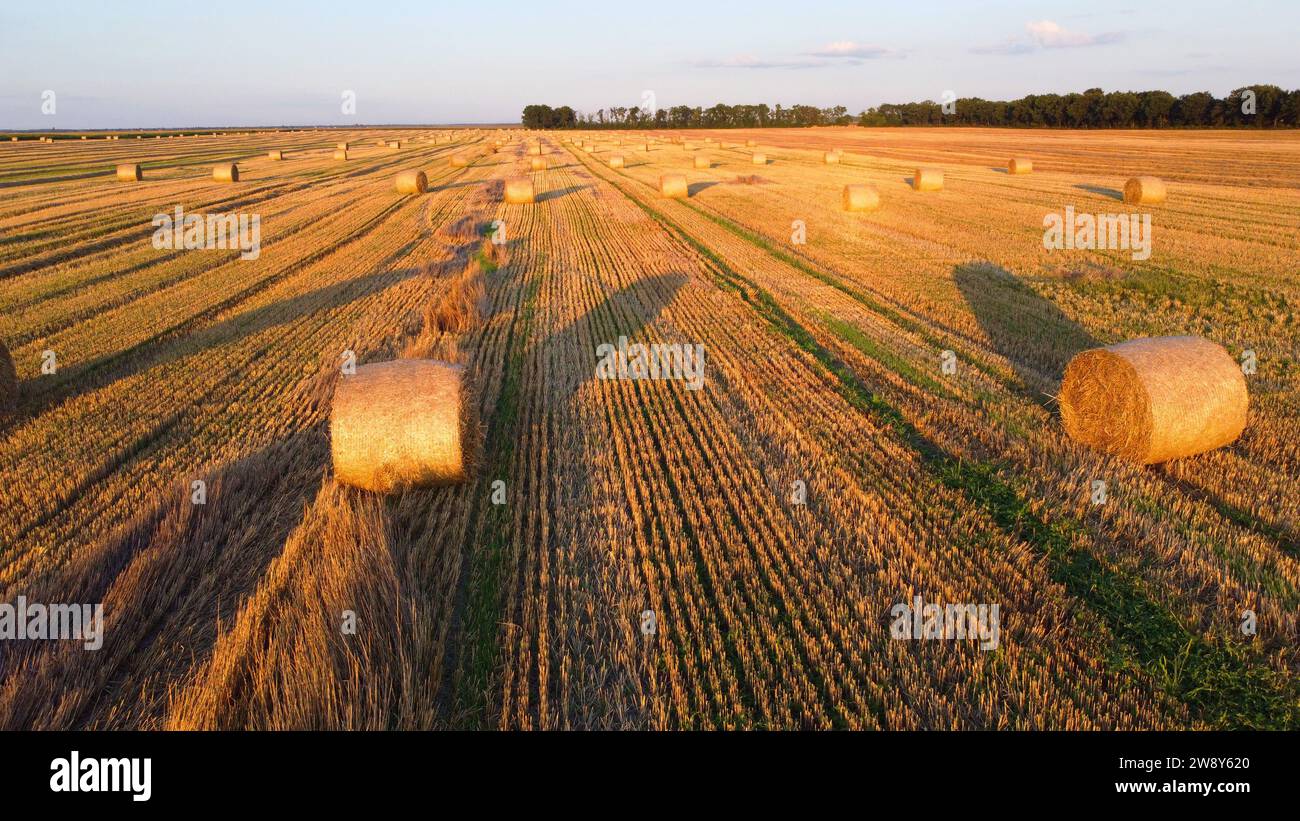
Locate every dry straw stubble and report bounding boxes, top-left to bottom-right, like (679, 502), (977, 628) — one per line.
(330, 360), (479, 493)
(0, 339), (16, 418)
(1059, 335), (1248, 464)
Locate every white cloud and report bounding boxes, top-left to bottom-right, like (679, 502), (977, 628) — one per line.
(806, 41), (901, 59)
(972, 20), (1123, 55)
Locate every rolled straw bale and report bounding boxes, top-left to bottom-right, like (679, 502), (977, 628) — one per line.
(115, 163), (142, 182)
(583, 145), (595, 153)
(1059, 336), (1247, 464)
(337, 141), (350, 150)
(751, 153), (766, 165)
(842, 184), (880, 212)
(387, 140), (401, 149)
(268, 149), (284, 160)
(1008, 157), (1032, 174)
(528, 144), (542, 156)
(395, 170), (428, 194)
(574, 139), (583, 147)
(912, 167), (943, 191)
(334, 149), (349, 160)
(504, 176), (535, 204)
(823, 151), (839, 164)
(608, 154), (624, 168)
(0, 339), (16, 418)
(530, 156), (547, 171)
(660, 173), (687, 198)
(450, 153), (469, 168)
(1124, 176), (1166, 204)
(330, 359), (478, 492)
(694, 154), (710, 169)
(213, 163), (239, 183)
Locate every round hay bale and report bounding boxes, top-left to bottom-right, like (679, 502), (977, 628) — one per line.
(912, 167), (943, 191)
(337, 141), (350, 151)
(1008, 157), (1032, 174)
(267, 149), (284, 160)
(574, 140), (583, 147)
(694, 154), (710, 169)
(213, 163), (239, 183)
(504, 176), (535, 204)
(528, 144), (542, 156)
(1124, 176), (1166, 204)
(0, 339), (16, 419)
(387, 140), (401, 149)
(530, 156), (547, 171)
(334, 149), (349, 160)
(330, 359), (478, 492)
(823, 152), (840, 165)
(660, 173), (687, 199)
(608, 154), (624, 168)
(1059, 336), (1247, 464)
(395, 170), (428, 194)
(450, 154), (469, 168)
(751, 153), (766, 165)
(115, 163), (142, 182)
(583, 145), (595, 154)
(842, 184), (880, 212)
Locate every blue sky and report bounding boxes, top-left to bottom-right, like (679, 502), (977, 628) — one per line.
(1, 0), (1296, 127)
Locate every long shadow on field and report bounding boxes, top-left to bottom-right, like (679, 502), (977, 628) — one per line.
(17, 266), (421, 421)
(687, 181), (720, 196)
(954, 262), (1098, 407)
(0, 422), (332, 730)
(1075, 184), (1124, 201)
(536, 184), (590, 203)
(544, 272), (690, 398)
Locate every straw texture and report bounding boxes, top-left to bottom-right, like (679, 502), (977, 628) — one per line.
(504, 177), (535, 203)
(842, 184), (880, 212)
(660, 174), (687, 198)
(395, 170), (428, 194)
(212, 163), (239, 183)
(1124, 176), (1167, 204)
(1008, 157), (1032, 174)
(115, 163), (142, 182)
(912, 167), (943, 191)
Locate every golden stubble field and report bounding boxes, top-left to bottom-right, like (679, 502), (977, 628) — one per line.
(0, 125), (1296, 729)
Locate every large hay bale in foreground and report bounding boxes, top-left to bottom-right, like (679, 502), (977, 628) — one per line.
(115, 163), (142, 182)
(1008, 157), (1032, 174)
(823, 151), (840, 164)
(530, 156), (547, 171)
(751, 153), (766, 165)
(0, 339), (16, 419)
(694, 154), (710, 169)
(912, 167), (943, 191)
(1059, 336), (1247, 464)
(842, 184), (880, 212)
(608, 154), (624, 168)
(330, 360), (478, 492)
(1124, 176), (1166, 204)
(660, 174), (687, 198)
(213, 163), (239, 183)
(334, 149), (349, 160)
(267, 149), (284, 160)
(395, 170), (427, 194)
(504, 177), (535, 204)
(450, 154), (469, 167)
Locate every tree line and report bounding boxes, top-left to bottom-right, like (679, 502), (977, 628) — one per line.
(521, 86), (1300, 130)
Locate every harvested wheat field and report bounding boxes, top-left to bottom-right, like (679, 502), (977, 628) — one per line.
(0, 125), (1298, 732)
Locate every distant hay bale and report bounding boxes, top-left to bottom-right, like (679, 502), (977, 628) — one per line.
(1059, 336), (1247, 464)
(337, 141), (350, 150)
(751, 153), (766, 165)
(334, 149), (349, 160)
(823, 151), (839, 164)
(641, 143), (651, 151)
(267, 149), (284, 160)
(1124, 176), (1166, 204)
(574, 140), (583, 147)
(330, 359), (478, 492)
(504, 176), (535, 204)
(450, 153), (469, 167)
(115, 163), (142, 182)
(1008, 157), (1032, 174)
(583, 145), (595, 153)
(387, 140), (401, 149)
(912, 167), (943, 191)
(0, 339), (16, 419)
(660, 173), (687, 198)
(395, 170), (428, 194)
(376, 138), (387, 147)
(212, 163), (239, 183)
(608, 154), (624, 168)
(530, 156), (547, 171)
(528, 144), (542, 156)
(694, 154), (710, 169)
(842, 184), (880, 212)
